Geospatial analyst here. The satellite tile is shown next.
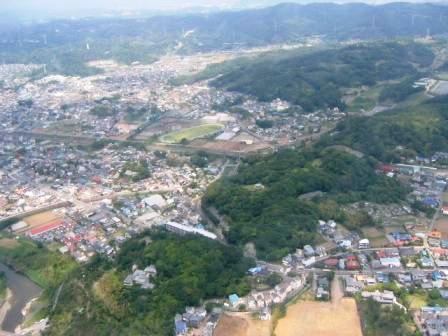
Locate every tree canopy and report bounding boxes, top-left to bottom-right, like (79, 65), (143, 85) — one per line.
(204, 148), (409, 260)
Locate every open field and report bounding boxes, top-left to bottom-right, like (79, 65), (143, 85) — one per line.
(214, 312), (271, 336)
(191, 133), (272, 154)
(275, 278), (362, 336)
(435, 217), (448, 238)
(36, 120), (91, 135)
(430, 80), (448, 96)
(134, 118), (195, 141)
(275, 298), (362, 336)
(0, 238), (20, 249)
(346, 86), (382, 113)
(408, 293), (428, 310)
(23, 211), (61, 228)
(159, 123), (223, 144)
(361, 227), (388, 247)
(436, 73), (448, 81)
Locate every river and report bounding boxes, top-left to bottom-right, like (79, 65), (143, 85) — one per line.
(0, 263), (42, 332)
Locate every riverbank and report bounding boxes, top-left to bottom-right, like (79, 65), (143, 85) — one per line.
(0, 263), (42, 332)
(0, 288), (12, 329)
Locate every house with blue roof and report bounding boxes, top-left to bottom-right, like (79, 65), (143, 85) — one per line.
(421, 256), (434, 268)
(174, 320), (187, 335)
(441, 240), (448, 249)
(229, 294), (241, 308)
(432, 271), (443, 281)
(422, 197), (439, 208)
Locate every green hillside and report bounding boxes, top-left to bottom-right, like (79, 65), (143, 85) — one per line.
(319, 95), (448, 162)
(47, 232), (253, 336)
(203, 42), (433, 111)
(204, 149), (409, 260)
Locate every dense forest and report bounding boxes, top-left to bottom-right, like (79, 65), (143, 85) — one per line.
(204, 148), (409, 260)
(378, 76), (425, 103)
(47, 232), (253, 336)
(319, 95), (448, 162)
(360, 298), (420, 336)
(204, 42), (433, 111)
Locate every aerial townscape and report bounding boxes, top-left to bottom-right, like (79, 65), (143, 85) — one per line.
(4, 1), (448, 336)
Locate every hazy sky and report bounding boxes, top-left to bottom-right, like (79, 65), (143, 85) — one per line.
(2, 0), (238, 12)
(2, 0), (443, 17)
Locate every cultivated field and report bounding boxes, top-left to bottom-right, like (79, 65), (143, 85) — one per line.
(159, 123), (223, 144)
(275, 278), (362, 336)
(214, 312), (271, 336)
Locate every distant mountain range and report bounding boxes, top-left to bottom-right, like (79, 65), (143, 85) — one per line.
(3, 0), (448, 20)
(2, 2), (448, 75)
(3, 3), (448, 43)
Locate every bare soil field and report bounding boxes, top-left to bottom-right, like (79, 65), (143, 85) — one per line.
(435, 217), (448, 238)
(192, 139), (271, 154)
(214, 312), (271, 336)
(23, 211), (61, 228)
(275, 278), (362, 336)
(0, 238), (20, 249)
(275, 298), (362, 336)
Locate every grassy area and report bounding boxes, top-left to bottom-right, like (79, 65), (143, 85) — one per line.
(0, 237), (77, 290)
(362, 227), (388, 247)
(408, 293), (428, 310)
(159, 123), (223, 144)
(44, 120), (93, 134)
(347, 96), (377, 113)
(346, 85), (384, 113)
(436, 72), (448, 81)
(319, 95), (448, 162)
(0, 271), (6, 299)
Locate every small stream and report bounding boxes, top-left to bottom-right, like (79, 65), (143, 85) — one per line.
(0, 263), (42, 332)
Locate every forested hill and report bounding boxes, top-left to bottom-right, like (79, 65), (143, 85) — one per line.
(204, 149), (409, 260)
(204, 42), (433, 111)
(47, 232), (253, 336)
(318, 95), (448, 162)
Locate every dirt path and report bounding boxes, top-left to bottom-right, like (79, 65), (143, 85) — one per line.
(331, 276), (344, 305)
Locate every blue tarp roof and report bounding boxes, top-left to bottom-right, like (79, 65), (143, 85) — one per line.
(229, 294), (240, 304)
(175, 320), (187, 334)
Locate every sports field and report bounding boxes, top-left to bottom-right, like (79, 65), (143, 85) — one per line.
(23, 211), (61, 228)
(159, 124), (223, 144)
